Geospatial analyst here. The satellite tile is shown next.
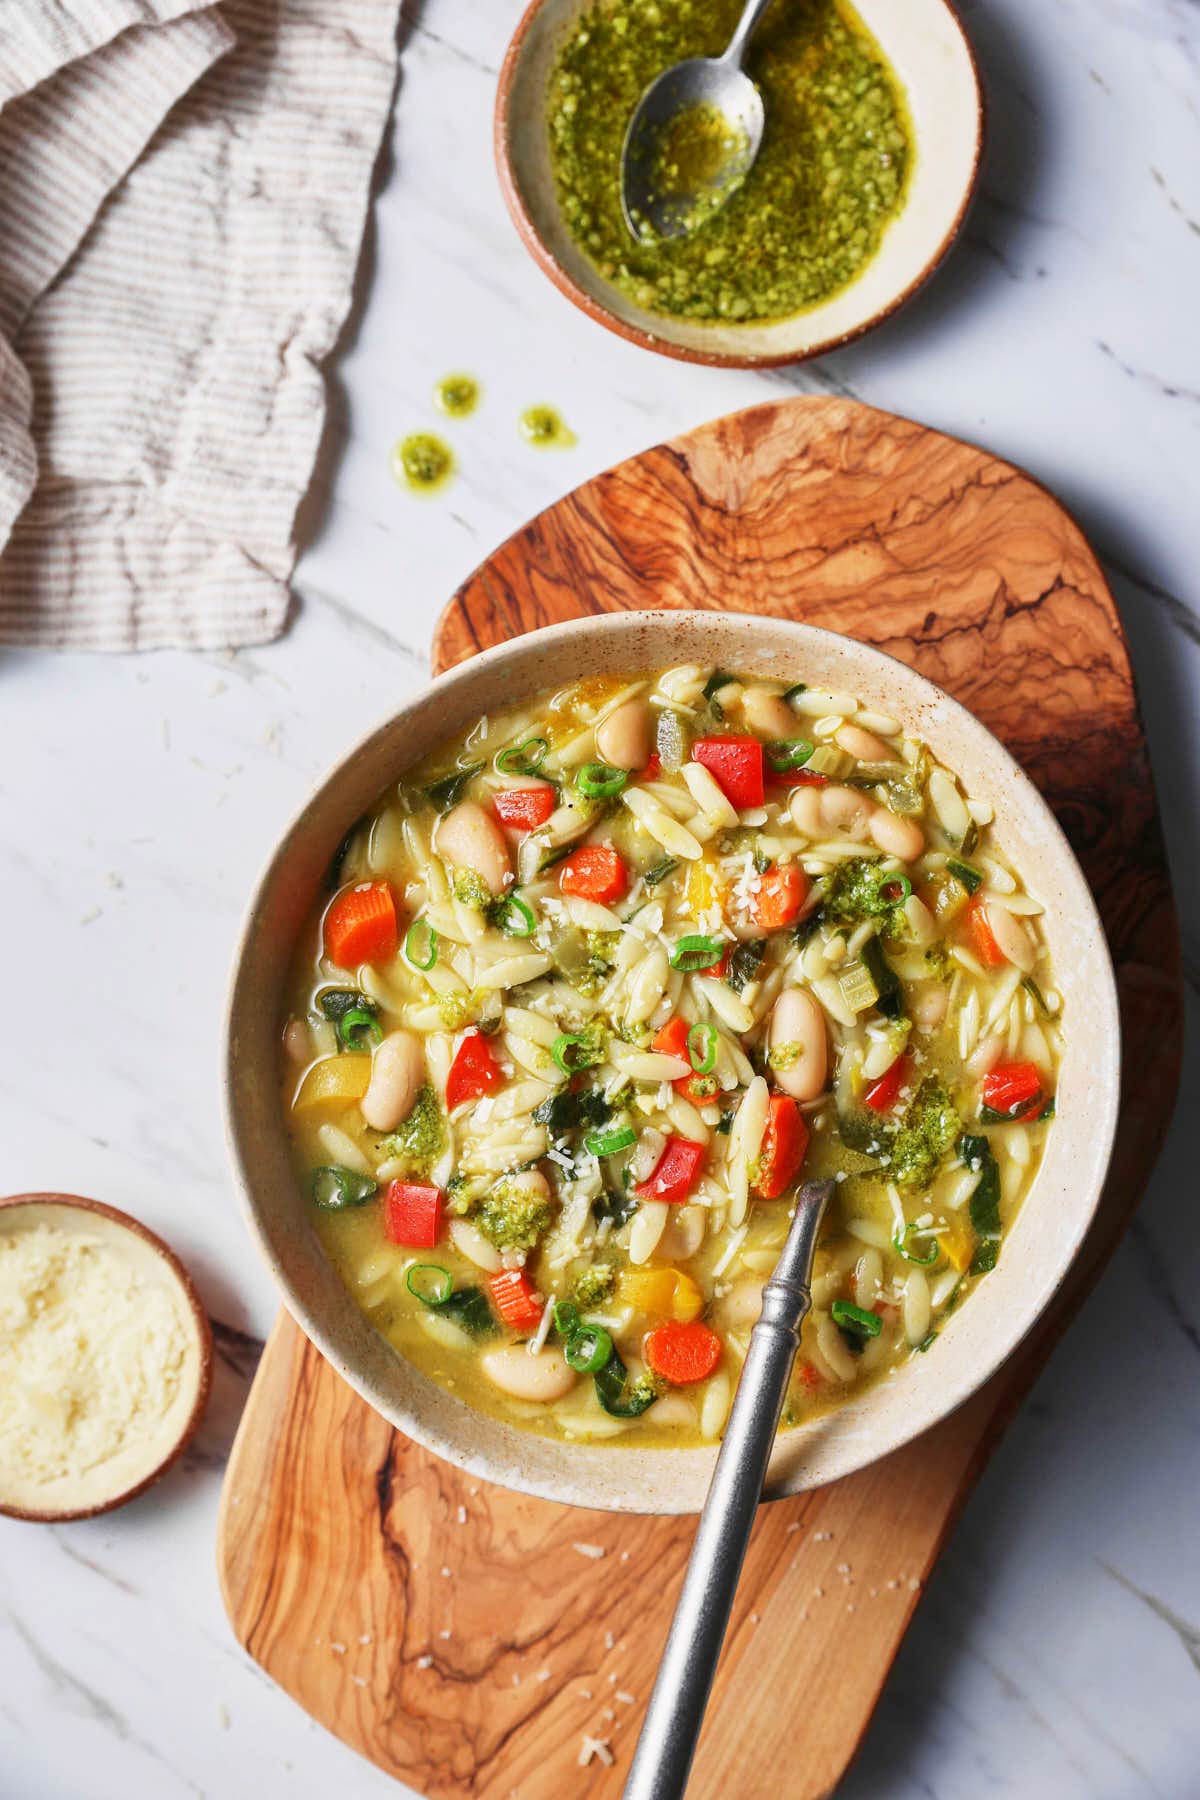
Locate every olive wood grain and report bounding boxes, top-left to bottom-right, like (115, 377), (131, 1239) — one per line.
(218, 397), (1182, 1799)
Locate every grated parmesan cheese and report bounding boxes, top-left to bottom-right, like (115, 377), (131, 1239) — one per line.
(0, 1210), (203, 1514)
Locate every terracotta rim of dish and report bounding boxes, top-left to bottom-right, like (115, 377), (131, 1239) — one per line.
(493, 0), (986, 369)
(0, 1193), (214, 1523)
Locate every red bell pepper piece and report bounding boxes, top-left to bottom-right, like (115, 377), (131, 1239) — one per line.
(445, 1028), (504, 1111)
(636, 1135), (706, 1204)
(492, 784), (555, 832)
(383, 1181), (444, 1248)
(636, 752), (662, 783)
(323, 881), (398, 968)
(751, 865), (809, 930)
(651, 1017), (721, 1105)
(558, 844), (629, 904)
(753, 1094), (809, 1199)
(489, 1269), (544, 1333)
(691, 736), (765, 809)
(964, 897), (1006, 969)
(981, 1060), (1044, 1117)
(863, 1053), (909, 1114)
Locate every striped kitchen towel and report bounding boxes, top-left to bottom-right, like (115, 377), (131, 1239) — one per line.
(0, 0), (401, 650)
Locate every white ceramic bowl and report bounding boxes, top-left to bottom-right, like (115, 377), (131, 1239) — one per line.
(495, 0), (984, 367)
(225, 613), (1119, 1514)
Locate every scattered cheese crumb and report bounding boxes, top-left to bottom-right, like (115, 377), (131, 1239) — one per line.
(217, 1703), (230, 1730)
(330, 1642), (346, 1655)
(573, 1543), (606, 1560)
(578, 1736), (614, 1768)
(457, 1506), (467, 1524)
(615, 1692), (636, 1706)
(416, 1654), (433, 1670)
(604, 1631), (615, 1650)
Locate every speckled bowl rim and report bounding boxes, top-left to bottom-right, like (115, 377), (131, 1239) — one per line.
(493, 0), (985, 369)
(0, 1193), (214, 1523)
(225, 611), (1120, 1515)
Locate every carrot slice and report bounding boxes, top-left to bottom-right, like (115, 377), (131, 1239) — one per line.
(558, 844), (629, 904)
(644, 1320), (723, 1386)
(489, 1270), (544, 1333)
(324, 881), (398, 968)
(964, 897), (1006, 969)
(751, 865), (809, 930)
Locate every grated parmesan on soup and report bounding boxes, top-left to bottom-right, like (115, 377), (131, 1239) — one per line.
(0, 1216), (199, 1513)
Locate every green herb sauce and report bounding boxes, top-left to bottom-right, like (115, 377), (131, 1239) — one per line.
(392, 432), (454, 494)
(547, 0), (911, 323)
(434, 373), (480, 418)
(519, 404), (577, 449)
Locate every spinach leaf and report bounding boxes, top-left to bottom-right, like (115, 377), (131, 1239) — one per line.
(860, 937), (905, 1019)
(591, 1187), (638, 1228)
(441, 1286), (498, 1337)
(727, 938), (767, 994)
(593, 1345), (659, 1418)
(424, 761), (484, 813)
(960, 1132), (1002, 1274)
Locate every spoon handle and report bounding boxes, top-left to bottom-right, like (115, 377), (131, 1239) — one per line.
(622, 1180), (834, 1800)
(722, 0), (776, 68)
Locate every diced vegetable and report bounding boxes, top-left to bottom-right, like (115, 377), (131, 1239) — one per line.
(946, 858), (983, 895)
(496, 738), (547, 775)
(563, 1321), (614, 1373)
(489, 1269), (544, 1332)
(576, 761), (628, 800)
(651, 1017), (720, 1104)
(752, 865), (809, 930)
(551, 1024), (608, 1075)
(765, 738), (815, 773)
(404, 918), (438, 970)
(644, 1320), (723, 1385)
(559, 844), (629, 903)
(383, 1181), (444, 1248)
(493, 786), (555, 832)
(831, 1300), (882, 1339)
(965, 897), (1006, 968)
(960, 1132), (1002, 1273)
(424, 762), (484, 812)
(643, 855), (679, 887)
(406, 1264), (452, 1304)
(860, 937), (904, 1018)
(618, 1267), (704, 1321)
(892, 1222), (939, 1266)
(753, 1095), (809, 1199)
(635, 1135), (706, 1203)
(311, 1165), (377, 1210)
(318, 987), (383, 1050)
(691, 735), (765, 809)
(837, 958), (879, 1015)
(324, 881), (398, 968)
(584, 1123), (637, 1157)
(863, 1053), (909, 1113)
(293, 1054), (371, 1112)
(980, 1061), (1043, 1118)
(637, 752), (663, 783)
(445, 1029), (504, 1110)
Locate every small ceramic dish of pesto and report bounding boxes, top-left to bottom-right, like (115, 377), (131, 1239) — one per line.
(496, 0), (984, 367)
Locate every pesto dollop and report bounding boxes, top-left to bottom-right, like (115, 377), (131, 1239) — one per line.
(547, 0), (911, 324)
(519, 405), (577, 449)
(434, 373), (480, 418)
(392, 432), (454, 494)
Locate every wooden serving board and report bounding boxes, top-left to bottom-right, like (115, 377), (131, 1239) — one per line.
(218, 398), (1183, 1798)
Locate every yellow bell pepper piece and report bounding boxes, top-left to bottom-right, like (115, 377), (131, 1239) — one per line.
(685, 853), (722, 921)
(937, 1227), (972, 1273)
(293, 1055), (371, 1113)
(618, 1267), (705, 1321)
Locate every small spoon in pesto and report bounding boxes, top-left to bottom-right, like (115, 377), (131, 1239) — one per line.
(619, 0), (774, 243)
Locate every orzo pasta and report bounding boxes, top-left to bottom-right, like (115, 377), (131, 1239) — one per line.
(281, 667), (1061, 1445)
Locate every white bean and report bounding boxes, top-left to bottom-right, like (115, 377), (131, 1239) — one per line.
(629, 1199), (670, 1264)
(868, 809), (925, 861)
(836, 722), (894, 763)
(911, 983), (949, 1032)
(741, 685), (796, 739)
(283, 1018), (311, 1064)
(595, 698), (652, 770)
(985, 902), (1036, 973)
(719, 1279), (765, 1330)
(768, 988), (828, 1100)
(481, 1344), (576, 1402)
(434, 801), (513, 895)
(788, 785), (824, 838)
(820, 785), (875, 841)
(361, 1029), (425, 1131)
(699, 1370), (732, 1440)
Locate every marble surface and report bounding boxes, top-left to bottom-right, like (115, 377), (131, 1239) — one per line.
(1, 0), (1198, 1795)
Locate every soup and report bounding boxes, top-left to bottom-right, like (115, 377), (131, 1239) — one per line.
(281, 667), (1060, 1447)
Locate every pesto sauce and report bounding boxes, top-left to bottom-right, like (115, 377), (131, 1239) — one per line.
(547, 0), (911, 324)
(392, 432), (454, 494)
(519, 405), (577, 449)
(434, 373), (480, 418)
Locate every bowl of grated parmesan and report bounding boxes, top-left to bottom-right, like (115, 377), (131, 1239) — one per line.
(0, 1194), (212, 1521)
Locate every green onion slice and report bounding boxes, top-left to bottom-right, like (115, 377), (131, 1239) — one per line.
(584, 1124), (637, 1158)
(552, 1032), (604, 1075)
(337, 1006), (383, 1049)
(643, 857), (679, 887)
(564, 1324), (614, 1374)
(892, 1224), (940, 1267)
(492, 893), (535, 938)
(687, 1022), (718, 1074)
(946, 858), (983, 895)
(497, 737), (548, 776)
(404, 917), (439, 971)
(702, 670), (734, 701)
(766, 737), (815, 773)
(311, 1165), (377, 1210)
(669, 934), (725, 972)
(831, 1299), (883, 1338)
(877, 873), (913, 905)
(406, 1263), (453, 1305)
(575, 761), (628, 800)
(782, 683), (808, 702)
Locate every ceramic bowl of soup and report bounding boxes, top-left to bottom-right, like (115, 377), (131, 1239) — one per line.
(225, 612), (1118, 1514)
(495, 0), (983, 367)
